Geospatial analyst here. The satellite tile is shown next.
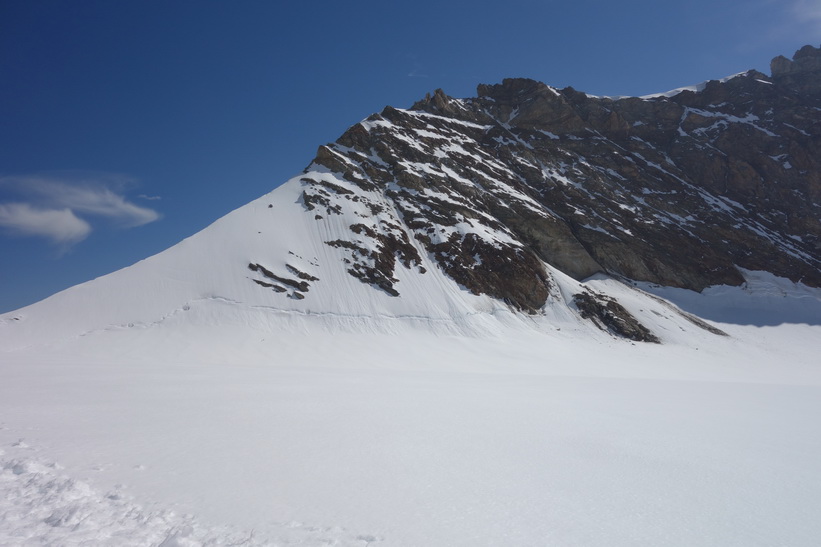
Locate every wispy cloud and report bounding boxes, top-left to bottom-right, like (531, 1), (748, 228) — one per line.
(0, 172), (161, 247)
(0, 203), (91, 245)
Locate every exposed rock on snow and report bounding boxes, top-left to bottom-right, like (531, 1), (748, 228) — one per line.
(1, 47), (821, 547)
(572, 291), (660, 343)
(291, 44), (821, 323)
(2, 47), (820, 351)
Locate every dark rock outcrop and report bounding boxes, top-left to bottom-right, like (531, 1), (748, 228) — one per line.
(573, 291), (661, 343)
(295, 45), (821, 316)
(771, 44), (821, 93)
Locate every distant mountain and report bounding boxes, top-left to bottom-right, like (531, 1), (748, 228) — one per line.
(2, 46), (820, 349)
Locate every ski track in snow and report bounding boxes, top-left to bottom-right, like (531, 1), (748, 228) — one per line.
(0, 439), (381, 547)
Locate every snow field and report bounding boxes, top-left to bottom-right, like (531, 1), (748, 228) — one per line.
(0, 438), (382, 546)
(1, 159), (820, 545)
(2, 313), (820, 546)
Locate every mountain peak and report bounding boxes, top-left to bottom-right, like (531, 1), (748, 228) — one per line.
(333, 51), (821, 295)
(288, 47), (821, 334)
(476, 78), (557, 100)
(771, 44), (821, 92)
(3, 47), (820, 349)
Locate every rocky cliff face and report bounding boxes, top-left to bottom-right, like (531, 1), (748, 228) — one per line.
(301, 45), (821, 314)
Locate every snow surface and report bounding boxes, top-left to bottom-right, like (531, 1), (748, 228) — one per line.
(640, 71), (751, 99)
(1, 172), (821, 545)
(2, 315), (821, 546)
(1, 440), (372, 546)
(2, 276), (821, 546)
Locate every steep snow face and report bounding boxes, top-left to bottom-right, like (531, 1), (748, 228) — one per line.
(0, 176), (507, 350)
(0, 172), (565, 351)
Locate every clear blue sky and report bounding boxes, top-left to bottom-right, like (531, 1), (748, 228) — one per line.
(1, 0), (819, 312)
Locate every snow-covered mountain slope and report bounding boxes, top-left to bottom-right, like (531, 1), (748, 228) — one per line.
(2, 47), (821, 547)
(0, 171), (730, 353)
(4, 46), (820, 351)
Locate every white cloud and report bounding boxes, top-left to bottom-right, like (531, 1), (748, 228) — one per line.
(0, 203), (91, 245)
(0, 173), (160, 246)
(34, 181), (161, 227)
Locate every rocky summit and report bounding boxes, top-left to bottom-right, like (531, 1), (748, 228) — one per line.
(4, 47), (819, 347)
(303, 45), (821, 314)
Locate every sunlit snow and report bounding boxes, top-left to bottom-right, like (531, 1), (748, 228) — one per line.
(1, 176), (820, 546)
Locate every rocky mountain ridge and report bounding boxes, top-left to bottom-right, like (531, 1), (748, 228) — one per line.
(3, 46), (819, 346)
(302, 45), (820, 318)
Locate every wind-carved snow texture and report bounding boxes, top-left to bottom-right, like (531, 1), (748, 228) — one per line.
(0, 439), (381, 547)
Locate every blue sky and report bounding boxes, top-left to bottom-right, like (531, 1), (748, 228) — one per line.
(1, 0), (819, 312)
